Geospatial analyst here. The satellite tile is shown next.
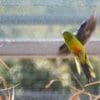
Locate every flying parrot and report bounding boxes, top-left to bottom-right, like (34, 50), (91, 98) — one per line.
(63, 31), (96, 82)
(59, 13), (96, 55)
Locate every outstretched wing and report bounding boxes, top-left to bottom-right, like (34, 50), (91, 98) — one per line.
(59, 13), (96, 55)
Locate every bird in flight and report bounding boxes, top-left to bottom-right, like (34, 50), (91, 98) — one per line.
(59, 13), (96, 55)
(59, 13), (97, 82)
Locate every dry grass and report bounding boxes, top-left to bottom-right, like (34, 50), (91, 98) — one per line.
(0, 59), (19, 100)
(0, 83), (20, 100)
(45, 79), (100, 100)
(0, 59), (9, 70)
(0, 59), (9, 100)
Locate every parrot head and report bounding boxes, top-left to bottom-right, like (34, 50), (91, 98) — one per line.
(63, 31), (73, 43)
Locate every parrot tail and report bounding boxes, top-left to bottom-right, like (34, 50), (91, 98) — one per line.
(81, 61), (96, 83)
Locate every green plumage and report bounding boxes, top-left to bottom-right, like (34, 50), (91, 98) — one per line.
(63, 31), (96, 82)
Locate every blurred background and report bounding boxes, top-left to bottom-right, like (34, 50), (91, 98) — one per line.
(0, 0), (99, 100)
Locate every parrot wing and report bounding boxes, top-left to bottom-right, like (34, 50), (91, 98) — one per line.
(59, 13), (96, 54)
(76, 12), (96, 44)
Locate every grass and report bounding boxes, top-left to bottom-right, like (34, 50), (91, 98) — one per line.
(0, 59), (19, 100)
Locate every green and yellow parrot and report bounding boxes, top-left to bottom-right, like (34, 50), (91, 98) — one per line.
(63, 31), (96, 82)
(59, 13), (96, 54)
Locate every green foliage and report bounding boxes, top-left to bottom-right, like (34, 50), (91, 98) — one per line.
(0, 57), (99, 93)
(8, 59), (63, 91)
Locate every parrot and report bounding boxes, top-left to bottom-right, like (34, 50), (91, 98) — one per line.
(59, 13), (96, 55)
(63, 31), (96, 82)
